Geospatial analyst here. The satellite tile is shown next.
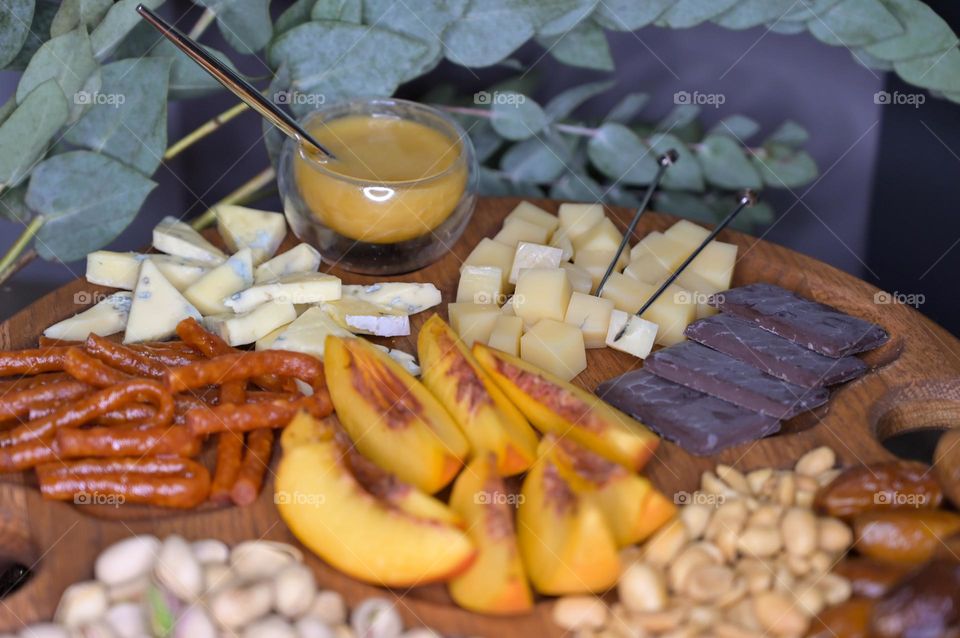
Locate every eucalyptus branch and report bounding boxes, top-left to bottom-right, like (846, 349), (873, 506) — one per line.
(164, 103), (250, 161)
(0, 217), (45, 285)
(191, 167), (277, 230)
(440, 105), (597, 137)
(188, 8), (217, 39)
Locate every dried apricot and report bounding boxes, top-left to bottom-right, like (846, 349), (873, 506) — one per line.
(854, 509), (960, 564)
(870, 561), (960, 638)
(833, 557), (911, 599)
(814, 461), (942, 519)
(806, 597), (872, 638)
(934, 428), (960, 509)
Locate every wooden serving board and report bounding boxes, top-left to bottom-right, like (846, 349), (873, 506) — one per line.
(1, 196), (957, 636)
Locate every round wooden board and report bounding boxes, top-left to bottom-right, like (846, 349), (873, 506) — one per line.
(1, 196), (958, 635)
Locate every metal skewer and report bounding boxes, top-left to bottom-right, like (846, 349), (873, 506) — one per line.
(595, 150), (678, 296)
(136, 4), (335, 159)
(614, 189), (756, 341)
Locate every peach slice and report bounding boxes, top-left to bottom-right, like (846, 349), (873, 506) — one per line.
(472, 342), (659, 471)
(447, 453), (533, 614)
(516, 446), (620, 595)
(275, 412), (475, 586)
(324, 335), (469, 493)
(541, 434), (675, 546)
(418, 315), (538, 476)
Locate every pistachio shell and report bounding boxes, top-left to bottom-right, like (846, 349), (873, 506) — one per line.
(350, 599), (402, 638)
(155, 535), (204, 602)
(54, 581), (108, 628)
(231, 542), (301, 581)
(274, 563), (317, 619)
(94, 536), (160, 587)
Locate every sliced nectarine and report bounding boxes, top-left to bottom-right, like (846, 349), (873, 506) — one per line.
(447, 453), (533, 614)
(324, 335), (469, 493)
(516, 448), (620, 595)
(472, 342), (659, 471)
(418, 315), (538, 476)
(542, 435), (675, 546)
(275, 413), (475, 586)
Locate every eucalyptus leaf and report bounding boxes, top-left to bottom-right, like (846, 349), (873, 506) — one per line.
(587, 122), (659, 186)
(50, 0), (111, 37)
(0, 184), (31, 222)
(490, 93), (546, 140)
(647, 132), (704, 191)
(274, 0), (314, 36)
(539, 19), (613, 71)
(16, 26), (97, 121)
(500, 131), (573, 183)
(0, 0), (35, 68)
(780, 0), (843, 22)
(696, 134), (763, 190)
(362, 0), (459, 78)
(263, 65), (291, 167)
(751, 144), (818, 188)
(0, 80), (68, 189)
(64, 57), (170, 175)
(766, 119), (809, 147)
(543, 79), (614, 121)
(656, 104), (702, 141)
(603, 186), (641, 208)
(478, 167), (543, 198)
(442, 0), (535, 68)
(311, 0), (360, 22)
(807, 0), (903, 47)
(605, 92), (650, 124)
(748, 200), (775, 225)
(710, 115), (760, 140)
(536, 0), (597, 37)
(198, 0), (271, 55)
(0, 97), (16, 127)
(6, 0), (56, 70)
(851, 47), (894, 71)
(468, 119), (502, 163)
(713, 0), (796, 30)
(653, 190), (717, 223)
(26, 151), (156, 261)
(593, 0), (670, 31)
(549, 172), (604, 202)
(90, 0), (163, 60)
(660, 0), (740, 29)
(895, 48), (960, 93)
(765, 19), (808, 34)
(866, 0), (958, 62)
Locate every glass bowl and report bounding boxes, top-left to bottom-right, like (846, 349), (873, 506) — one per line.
(277, 98), (478, 275)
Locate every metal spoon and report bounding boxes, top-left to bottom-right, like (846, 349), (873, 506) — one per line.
(136, 4), (335, 159)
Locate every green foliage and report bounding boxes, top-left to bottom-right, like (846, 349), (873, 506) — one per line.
(4, 0), (960, 266)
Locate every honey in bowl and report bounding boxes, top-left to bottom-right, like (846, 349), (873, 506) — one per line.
(293, 113), (468, 244)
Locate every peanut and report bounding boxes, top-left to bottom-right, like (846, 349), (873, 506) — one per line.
(716, 465), (750, 493)
(669, 545), (717, 592)
(643, 519), (688, 567)
(618, 563), (667, 613)
(817, 517), (853, 554)
(737, 525), (782, 558)
(746, 468), (773, 495)
(684, 565), (735, 603)
(795, 446), (836, 477)
(680, 503), (713, 540)
(781, 507), (817, 556)
(753, 591), (808, 636)
(552, 596), (608, 631)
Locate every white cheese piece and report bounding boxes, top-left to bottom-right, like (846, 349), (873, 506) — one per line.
(152, 216), (227, 264)
(183, 248), (254, 315)
(254, 243), (321, 283)
(340, 282), (441, 315)
(225, 272), (341, 313)
(123, 260), (203, 343)
(456, 266), (503, 304)
(44, 292), (132, 341)
(214, 204), (287, 265)
(204, 300), (297, 346)
(605, 310), (658, 360)
(373, 346), (422, 377)
(320, 299), (410, 337)
(557, 203), (605, 242)
(86, 252), (210, 291)
(560, 262), (594, 295)
(152, 255), (213, 290)
(265, 306), (351, 360)
(508, 242), (564, 285)
(549, 230), (574, 262)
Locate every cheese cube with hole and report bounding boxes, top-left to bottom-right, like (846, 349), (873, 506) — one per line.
(675, 270), (720, 318)
(262, 306), (349, 358)
(549, 229), (574, 261)
(340, 282), (441, 315)
(512, 268), (572, 326)
(493, 218), (550, 247)
(44, 292), (132, 340)
(86, 252), (210, 291)
(204, 300), (297, 346)
(664, 219), (711, 249)
(600, 273), (654, 313)
(183, 248), (254, 315)
(462, 238), (515, 290)
(605, 310), (658, 360)
(574, 250), (627, 293)
(487, 315), (523, 356)
(564, 292), (615, 349)
(213, 205), (287, 265)
(687, 240), (737, 290)
(457, 266), (503, 304)
(557, 203), (605, 241)
(225, 272), (341, 313)
(561, 262), (593, 294)
(642, 283), (696, 346)
(124, 260), (202, 343)
(320, 298), (410, 337)
(448, 303), (500, 347)
(571, 217), (623, 255)
(521, 319), (587, 381)
(623, 254), (670, 285)
(254, 243), (321, 283)
(629, 231), (689, 268)
(504, 201), (558, 235)
(152, 216), (226, 264)
(508, 242), (563, 284)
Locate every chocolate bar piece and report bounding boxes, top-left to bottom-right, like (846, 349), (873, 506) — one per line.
(709, 283), (889, 357)
(644, 341), (829, 419)
(596, 370), (781, 456)
(685, 314), (867, 388)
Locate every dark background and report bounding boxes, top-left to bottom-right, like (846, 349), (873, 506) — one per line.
(1, 0), (958, 336)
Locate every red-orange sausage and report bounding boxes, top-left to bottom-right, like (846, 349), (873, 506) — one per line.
(84, 334), (167, 379)
(185, 395), (331, 436)
(54, 426), (201, 458)
(37, 456), (200, 478)
(175, 319), (288, 391)
(231, 428), (274, 507)
(166, 351), (326, 394)
(0, 380), (92, 421)
(0, 372), (71, 393)
(0, 347), (71, 376)
(208, 380), (246, 504)
(0, 438), (58, 472)
(62, 348), (130, 387)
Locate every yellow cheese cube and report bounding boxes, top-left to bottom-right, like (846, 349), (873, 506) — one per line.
(560, 262), (593, 294)
(457, 265), (503, 305)
(549, 229), (574, 262)
(487, 315), (523, 356)
(675, 270), (721, 318)
(642, 283), (696, 346)
(521, 319), (587, 381)
(571, 217), (623, 255)
(500, 300), (516, 316)
(664, 219), (711, 249)
(462, 238), (515, 290)
(599, 272), (654, 313)
(508, 242), (564, 284)
(504, 201), (559, 236)
(623, 254), (670, 285)
(629, 231), (689, 269)
(493, 218), (551, 247)
(688, 240), (737, 290)
(573, 250), (627, 292)
(557, 203), (605, 241)
(447, 302), (500, 347)
(512, 268), (572, 326)
(564, 292), (614, 348)
(605, 310), (658, 360)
